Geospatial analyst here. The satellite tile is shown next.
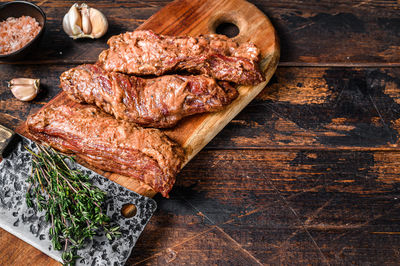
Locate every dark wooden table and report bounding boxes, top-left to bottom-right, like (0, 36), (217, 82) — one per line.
(1, 0), (400, 265)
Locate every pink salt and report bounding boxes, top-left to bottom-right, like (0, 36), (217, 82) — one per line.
(0, 16), (42, 55)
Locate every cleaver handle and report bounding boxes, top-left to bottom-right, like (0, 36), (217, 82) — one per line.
(0, 124), (15, 157)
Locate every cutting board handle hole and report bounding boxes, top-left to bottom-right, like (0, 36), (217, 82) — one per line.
(121, 203), (137, 218)
(215, 22), (239, 38)
(209, 13), (243, 38)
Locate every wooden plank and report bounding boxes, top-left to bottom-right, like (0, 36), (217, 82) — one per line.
(143, 149), (400, 264)
(129, 226), (325, 265)
(0, 229), (58, 266)
(3, 66), (400, 150)
(0, 0), (398, 64)
(213, 67), (400, 149)
(130, 148), (400, 264)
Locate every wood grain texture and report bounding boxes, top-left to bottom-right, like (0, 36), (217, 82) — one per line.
(0, 0), (398, 64)
(1, 0), (400, 265)
(4, 66), (400, 150)
(129, 148), (400, 265)
(213, 67), (400, 149)
(0, 229), (58, 265)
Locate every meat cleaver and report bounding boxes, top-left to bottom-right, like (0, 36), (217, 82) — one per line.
(0, 124), (157, 265)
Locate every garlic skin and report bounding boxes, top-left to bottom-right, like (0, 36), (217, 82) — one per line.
(8, 78), (40, 102)
(63, 3), (108, 39)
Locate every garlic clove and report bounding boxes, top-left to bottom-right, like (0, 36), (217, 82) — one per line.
(11, 85), (38, 101)
(89, 8), (108, 38)
(70, 4), (83, 35)
(8, 78), (40, 102)
(62, 12), (73, 37)
(63, 4), (84, 39)
(81, 4), (92, 35)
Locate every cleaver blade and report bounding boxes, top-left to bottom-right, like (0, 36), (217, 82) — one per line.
(0, 125), (157, 265)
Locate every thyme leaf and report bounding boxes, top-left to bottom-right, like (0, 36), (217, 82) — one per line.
(25, 145), (121, 266)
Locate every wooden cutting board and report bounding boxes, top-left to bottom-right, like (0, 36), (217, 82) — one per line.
(17, 0), (279, 198)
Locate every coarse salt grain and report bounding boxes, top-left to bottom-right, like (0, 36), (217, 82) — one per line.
(0, 16), (42, 55)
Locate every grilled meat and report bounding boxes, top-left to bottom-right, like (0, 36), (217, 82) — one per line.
(98, 30), (265, 85)
(60, 64), (238, 128)
(26, 104), (185, 197)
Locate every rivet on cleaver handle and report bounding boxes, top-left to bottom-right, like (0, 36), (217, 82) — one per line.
(0, 124), (15, 157)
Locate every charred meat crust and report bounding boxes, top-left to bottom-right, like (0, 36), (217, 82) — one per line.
(26, 104), (185, 197)
(98, 30), (265, 85)
(60, 64), (238, 128)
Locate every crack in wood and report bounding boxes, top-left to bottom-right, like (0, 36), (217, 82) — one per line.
(304, 198), (334, 226)
(215, 226), (264, 266)
(265, 178), (331, 265)
(132, 226), (217, 265)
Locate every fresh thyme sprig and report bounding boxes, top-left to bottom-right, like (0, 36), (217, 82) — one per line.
(25, 145), (121, 265)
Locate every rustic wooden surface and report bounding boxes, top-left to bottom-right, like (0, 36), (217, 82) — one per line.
(1, 0), (400, 265)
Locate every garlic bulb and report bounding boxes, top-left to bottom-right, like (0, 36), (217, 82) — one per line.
(8, 78), (40, 102)
(63, 3), (108, 39)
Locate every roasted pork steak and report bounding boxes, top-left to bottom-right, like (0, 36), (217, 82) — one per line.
(60, 64), (238, 128)
(98, 30), (265, 85)
(26, 104), (185, 197)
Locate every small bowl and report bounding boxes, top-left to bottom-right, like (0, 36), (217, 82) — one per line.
(0, 1), (46, 61)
